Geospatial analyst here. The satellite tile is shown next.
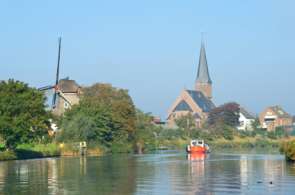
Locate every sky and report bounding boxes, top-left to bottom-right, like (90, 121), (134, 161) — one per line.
(1, 0), (295, 118)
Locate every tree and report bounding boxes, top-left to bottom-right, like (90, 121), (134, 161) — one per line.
(0, 79), (50, 149)
(133, 109), (158, 153)
(175, 113), (197, 137)
(207, 102), (240, 127)
(58, 83), (137, 149)
(206, 102), (240, 140)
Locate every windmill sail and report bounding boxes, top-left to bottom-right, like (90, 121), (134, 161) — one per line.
(38, 85), (54, 91)
(52, 37), (62, 108)
(38, 37), (62, 109)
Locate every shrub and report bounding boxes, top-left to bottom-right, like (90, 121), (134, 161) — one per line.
(0, 151), (17, 161)
(222, 125), (234, 140)
(281, 140), (295, 161)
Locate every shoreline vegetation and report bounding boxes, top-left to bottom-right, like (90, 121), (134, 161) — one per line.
(280, 139), (295, 161)
(0, 80), (294, 161)
(0, 136), (289, 161)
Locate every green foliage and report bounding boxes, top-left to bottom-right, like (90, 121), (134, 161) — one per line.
(238, 130), (255, 138)
(222, 125), (234, 140)
(281, 140), (295, 161)
(0, 143), (60, 161)
(267, 131), (277, 139)
(0, 150), (17, 161)
(158, 128), (185, 140)
(58, 83), (136, 151)
(175, 113), (196, 137)
(210, 137), (280, 150)
(251, 118), (261, 131)
(16, 143), (60, 157)
(0, 143), (5, 151)
(111, 141), (133, 153)
(133, 110), (159, 153)
(253, 128), (267, 137)
(267, 127), (288, 139)
(208, 102), (240, 127)
(0, 79), (50, 149)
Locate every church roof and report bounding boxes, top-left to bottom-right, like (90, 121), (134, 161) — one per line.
(58, 79), (80, 93)
(186, 90), (215, 112)
(196, 42), (212, 84)
(173, 100), (193, 112)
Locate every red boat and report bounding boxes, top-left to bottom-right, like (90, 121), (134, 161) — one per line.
(186, 139), (210, 153)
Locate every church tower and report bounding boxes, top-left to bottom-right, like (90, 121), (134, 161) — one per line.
(195, 41), (212, 99)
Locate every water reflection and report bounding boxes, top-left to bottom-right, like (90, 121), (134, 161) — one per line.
(186, 153), (207, 195)
(0, 152), (294, 194)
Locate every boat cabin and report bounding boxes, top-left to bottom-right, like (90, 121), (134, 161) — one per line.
(190, 140), (204, 147)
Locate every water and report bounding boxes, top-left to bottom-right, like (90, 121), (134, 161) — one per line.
(0, 151), (295, 195)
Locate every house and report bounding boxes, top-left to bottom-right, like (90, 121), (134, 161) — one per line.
(167, 41), (215, 128)
(152, 116), (166, 126)
(237, 107), (255, 131)
(259, 106), (293, 131)
(52, 78), (81, 116)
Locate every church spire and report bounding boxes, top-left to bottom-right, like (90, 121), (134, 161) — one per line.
(195, 39), (212, 99)
(196, 40), (212, 84)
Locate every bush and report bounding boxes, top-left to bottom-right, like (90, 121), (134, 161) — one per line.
(111, 141), (133, 153)
(281, 140), (295, 161)
(222, 125), (234, 140)
(254, 129), (267, 137)
(267, 131), (277, 139)
(0, 151), (17, 161)
(16, 143), (60, 157)
(158, 128), (185, 140)
(238, 130), (255, 138)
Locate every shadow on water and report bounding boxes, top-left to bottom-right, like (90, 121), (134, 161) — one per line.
(15, 149), (46, 159)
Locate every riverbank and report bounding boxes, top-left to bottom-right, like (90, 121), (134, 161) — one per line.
(280, 139), (295, 161)
(156, 136), (289, 151)
(0, 143), (104, 161)
(0, 143), (60, 161)
(0, 136), (292, 161)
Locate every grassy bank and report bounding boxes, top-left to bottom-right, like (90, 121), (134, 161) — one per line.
(208, 136), (281, 149)
(155, 136), (285, 152)
(0, 136), (290, 161)
(60, 142), (104, 156)
(280, 139), (295, 161)
(0, 142), (105, 161)
(0, 143), (60, 161)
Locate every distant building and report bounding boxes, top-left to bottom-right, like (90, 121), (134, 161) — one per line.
(52, 79), (81, 116)
(167, 41), (215, 128)
(237, 107), (255, 131)
(259, 106), (293, 131)
(152, 116), (165, 125)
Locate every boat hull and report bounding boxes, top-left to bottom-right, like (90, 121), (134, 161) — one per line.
(186, 146), (206, 153)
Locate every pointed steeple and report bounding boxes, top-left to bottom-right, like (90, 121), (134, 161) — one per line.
(195, 39), (213, 99)
(196, 41), (212, 84)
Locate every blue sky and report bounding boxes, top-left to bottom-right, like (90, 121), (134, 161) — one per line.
(1, 0), (295, 118)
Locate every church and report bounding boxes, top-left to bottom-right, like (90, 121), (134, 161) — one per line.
(167, 41), (215, 128)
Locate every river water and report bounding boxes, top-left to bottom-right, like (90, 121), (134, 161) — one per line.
(0, 151), (295, 195)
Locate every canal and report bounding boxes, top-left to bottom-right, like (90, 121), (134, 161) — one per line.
(0, 151), (295, 194)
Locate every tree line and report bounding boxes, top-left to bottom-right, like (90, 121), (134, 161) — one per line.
(0, 79), (290, 153)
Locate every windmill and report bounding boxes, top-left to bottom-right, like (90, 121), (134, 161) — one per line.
(39, 37), (74, 111)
